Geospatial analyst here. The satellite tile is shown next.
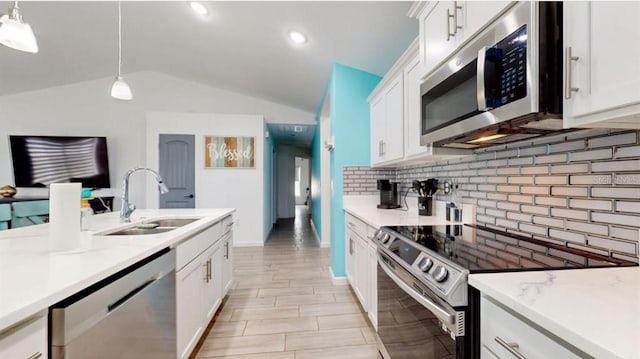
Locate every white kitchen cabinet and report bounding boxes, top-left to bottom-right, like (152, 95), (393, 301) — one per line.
(0, 314), (47, 359)
(481, 295), (584, 359)
(563, 1), (640, 129)
(420, 1), (459, 74)
(176, 249), (206, 359)
(222, 231), (233, 295)
(176, 220), (233, 359)
(417, 1), (513, 77)
(344, 213), (378, 329)
(370, 74), (405, 166)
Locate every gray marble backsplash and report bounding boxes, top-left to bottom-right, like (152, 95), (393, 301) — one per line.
(343, 129), (640, 261)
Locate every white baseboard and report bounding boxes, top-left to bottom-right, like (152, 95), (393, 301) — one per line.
(233, 241), (265, 247)
(311, 219), (330, 248)
(330, 267), (348, 286)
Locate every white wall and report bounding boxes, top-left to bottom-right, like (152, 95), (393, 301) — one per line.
(295, 157), (310, 205)
(275, 145), (310, 219)
(145, 112), (266, 246)
(0, 71), (314, 210)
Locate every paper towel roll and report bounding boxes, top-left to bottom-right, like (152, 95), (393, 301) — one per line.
(49, 183), (81, 252)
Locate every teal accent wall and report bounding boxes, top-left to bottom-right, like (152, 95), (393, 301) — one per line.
(329, 64), (381, 276)
(310, 64), (380, 276)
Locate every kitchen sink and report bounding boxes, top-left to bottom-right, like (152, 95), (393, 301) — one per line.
(102, 218), (200, 236)
(105, 227), (176, 236)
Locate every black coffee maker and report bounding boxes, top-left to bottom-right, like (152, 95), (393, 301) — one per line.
(377, 179), (401, 209)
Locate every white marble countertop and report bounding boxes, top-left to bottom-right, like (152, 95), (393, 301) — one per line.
(0, 208), (234, 332)
(469, 267), (640, 359)
(343, 195), (473, 229)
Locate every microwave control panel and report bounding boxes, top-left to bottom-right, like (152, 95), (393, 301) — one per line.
(496, 25), (528, 107)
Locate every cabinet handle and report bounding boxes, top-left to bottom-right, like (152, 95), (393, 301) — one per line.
(447, 8), (454, 41)
(224, 241), (229, 259)
(208, 258), (212, 281)
(495, 337), (527, 359)
(564, 47), (580, 99)
(378, 140), (382, 156)
(453, 2), (462, 34)
(28, 353), (42, 359)
(349, 237), (354, 255)
(348, 221), (356, 227)
(227, 222), (234, 227)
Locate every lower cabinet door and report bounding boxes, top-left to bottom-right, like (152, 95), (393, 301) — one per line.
(176, 255), (206, 359)
(203, 243), (223, 323)
(222, 233), (233, 295)
(0, 315), (47, 359)
(354, 236), (368, 311)
(345, 229), (356, 285)
(366, 242), (378, 330)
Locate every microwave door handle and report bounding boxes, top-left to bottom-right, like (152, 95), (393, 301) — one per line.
(477, 46), (489, 111)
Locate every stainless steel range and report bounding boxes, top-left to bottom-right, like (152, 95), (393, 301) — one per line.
(373, 224), (635, 359)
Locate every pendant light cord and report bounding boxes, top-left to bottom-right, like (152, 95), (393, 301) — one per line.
(117, 0), (122, 77)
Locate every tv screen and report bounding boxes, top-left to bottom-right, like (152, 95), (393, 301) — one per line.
(9, 136), (111, 188)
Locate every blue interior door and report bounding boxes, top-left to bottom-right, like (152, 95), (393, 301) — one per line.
(159, 134), (195, 208)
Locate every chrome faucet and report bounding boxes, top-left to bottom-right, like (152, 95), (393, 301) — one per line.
(120, 166), (169, 222)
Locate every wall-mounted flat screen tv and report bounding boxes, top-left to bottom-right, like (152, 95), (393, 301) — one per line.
(9, 136), (111, 188)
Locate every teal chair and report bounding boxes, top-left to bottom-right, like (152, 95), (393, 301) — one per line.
(0, 204), (10, 230)
(11, 200), (50, 228)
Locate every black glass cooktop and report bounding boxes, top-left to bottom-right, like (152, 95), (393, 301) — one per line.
(384, 224), (637, 273)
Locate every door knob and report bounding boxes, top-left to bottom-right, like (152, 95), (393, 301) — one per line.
(184, 194), (194, 198)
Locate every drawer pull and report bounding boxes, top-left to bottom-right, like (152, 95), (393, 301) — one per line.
(348, 221), (356, 227)
(495, 337), (526, 359)
(227, 222), (234, 227)
(28, 353), (42, 359)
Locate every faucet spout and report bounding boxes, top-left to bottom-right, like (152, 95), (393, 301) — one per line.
(120, 166), (169, 222)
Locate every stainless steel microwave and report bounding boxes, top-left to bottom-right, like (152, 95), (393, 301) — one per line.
(420, 2), (567, 149)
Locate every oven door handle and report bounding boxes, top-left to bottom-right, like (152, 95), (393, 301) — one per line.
(377, 254), (455, 325)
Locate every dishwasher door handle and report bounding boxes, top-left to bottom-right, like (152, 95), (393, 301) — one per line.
(107, 277), (157, 312)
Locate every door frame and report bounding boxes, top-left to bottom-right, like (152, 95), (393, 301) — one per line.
(320, 96), (331, 248)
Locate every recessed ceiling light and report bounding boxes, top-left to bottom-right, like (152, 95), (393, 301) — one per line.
(289, 31), (307, 45)
(189, 2), (208, 16)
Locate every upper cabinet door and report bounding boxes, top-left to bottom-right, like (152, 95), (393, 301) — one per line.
(421, 1), (458, 75)
(462, 1), (512, 41)
(370, 95), (386, 165)
(384, 74), (405, 162)
(404, 55), (426, 158)
(564, 1), (640, 128)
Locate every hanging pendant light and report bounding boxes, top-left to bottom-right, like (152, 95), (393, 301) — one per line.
(110, 1), (132, 100)
(0, 1), (39, 53)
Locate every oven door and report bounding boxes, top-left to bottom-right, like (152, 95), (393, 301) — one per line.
(377, 251), (466, 359)
(420, 2), (538, 147)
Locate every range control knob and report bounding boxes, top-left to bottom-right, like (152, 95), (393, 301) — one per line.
(432, 266), (449, 282)
(418, 257), (434, 272)
(382, 233), (391, 244)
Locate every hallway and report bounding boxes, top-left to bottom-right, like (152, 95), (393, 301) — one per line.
(193, 206), (378, 359)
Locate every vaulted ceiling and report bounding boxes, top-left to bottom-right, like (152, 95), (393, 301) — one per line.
(0, 1), (417, 113)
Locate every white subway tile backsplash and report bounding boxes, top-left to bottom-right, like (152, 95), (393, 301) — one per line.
(550, 186), (589, 197)
(533, 216), (564, 228)
(592, 160), (640, 172)
(568, 199), (613, 211)
(521, 205), (550, 215)
(592, 212), (640, 228)
(610, 226), (640, 242)
(535, 153), (567, 164)
(588, 132), (637, 148)
(551, 163), (590, 174)
(345, 130), (640, 258)
(549, 228), (586, 244)
(592, 187), (640, 199)
(569, 148), (612, 162)
(521, 186), (550, 195)
(536, 176), (568, 185)
(569, 174), (612, 185)
(550, 208), (589, 221)
(566, 220), (608, 236)
(521, 166), (550, 175)
(616, 201), (640, 213)
(536, 197), (568, 207)
(615, 145), (640, 158)
(614, 174), (640, 186)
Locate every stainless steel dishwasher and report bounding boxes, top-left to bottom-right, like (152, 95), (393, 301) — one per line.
(50, 248), (176, 359)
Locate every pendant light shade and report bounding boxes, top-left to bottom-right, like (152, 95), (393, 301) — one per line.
(111, 1), (132, 100)
(0, 2), (38, 53)
(111, 76), (133, 100)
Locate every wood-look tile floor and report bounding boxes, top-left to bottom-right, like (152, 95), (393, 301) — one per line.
(194, 207), (378, 359)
